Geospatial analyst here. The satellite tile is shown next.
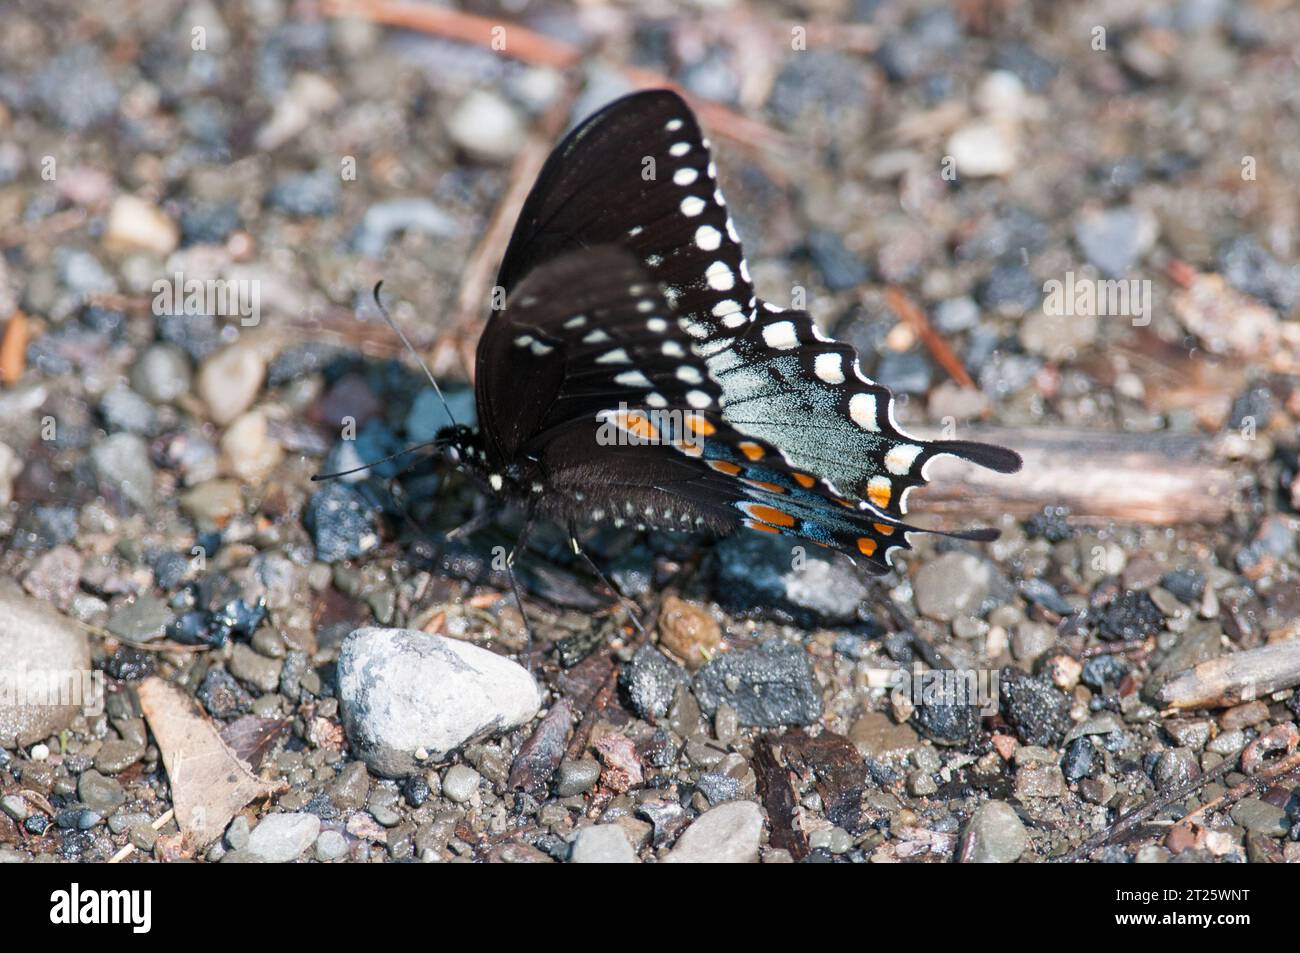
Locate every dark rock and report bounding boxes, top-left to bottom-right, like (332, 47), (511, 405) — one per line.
(696, 772), (740, 805)
(977, 263), (1041, 316)
(304, 483), (381, 563)
(693, 641), (821, 727)
(266, 168), (339, 217)
(1081, 653), (1130, 692)
(1062, 736), (1097, 781)
(33, 45), (120, 130)
(711, 531), (871, 627)
(197, 667), (253, 720)
(805, 228), (870, 291)
(1019, 578), (1074, 615)
(180, 201), (241, 245)
(620, 645), (689, 723)
(1098, 591), (1164, 641)
(999, 668), (1071, 747)
(1218, 237), (1300, 312)
(103, 645), (154, 682)
(1160, 569), (1206, 604)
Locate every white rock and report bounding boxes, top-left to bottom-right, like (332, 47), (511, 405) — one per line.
(337, 627), (543, 777)
(663, 801), (763, 863)
(570, 824), (638, 864)
(947, 121), (1017, 178)
(255, 72), (341, 152)
(103, 194), (179, 256)
(446, 90), (524, 163)
(0, 580), (93, 748)
(243, 813), (320, 862)
(198, 344), (265, 425)
(219, 409), (283, 483)
(0, 440), (20, 506)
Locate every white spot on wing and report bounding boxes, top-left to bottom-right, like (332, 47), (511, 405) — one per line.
(680, 196), (706, 217)
(673, 167), (698, 186)
(885, 443), (923, 476)
(705, 261), (734, 291)
(762, 321), (798, 350)
(849, 393), (879, 431)
(695, 225), (722, 251)
(814, 352), (845, 384)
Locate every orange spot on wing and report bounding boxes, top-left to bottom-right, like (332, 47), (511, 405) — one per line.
(873, 523), (896, 536)
(867, 479), (891, 510)
(744, 479), (787, 494)
(793, 472), (816, 489)
(620, 411), (658, 441)
(857, 537), (878, 557)
(748, 504), (796, 528)
(709, 460), (741, 475)
(737, 441), (764, 461)
(685, 413), (716, 437)
(744, 519), (781, 534)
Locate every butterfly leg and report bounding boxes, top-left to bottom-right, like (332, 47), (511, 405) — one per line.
(505, 516), (539, 671)
(568, 525), (648, 638)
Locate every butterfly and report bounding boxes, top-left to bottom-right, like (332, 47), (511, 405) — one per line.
(432, 89), (1020, 581)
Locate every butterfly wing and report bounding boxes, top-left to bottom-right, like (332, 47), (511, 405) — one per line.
(496, 89), (754, 353)
(477, 245), (992, 570)
(709, 302), (1022, 525)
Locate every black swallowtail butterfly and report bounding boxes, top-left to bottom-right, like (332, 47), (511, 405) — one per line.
(433, 89), (1020, 576)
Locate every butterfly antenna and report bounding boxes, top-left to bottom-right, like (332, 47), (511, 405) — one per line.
(311, 438), (445, 482)
(371, 281), (460, 429)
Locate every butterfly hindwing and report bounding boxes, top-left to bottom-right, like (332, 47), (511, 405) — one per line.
(707, 302), (1020, 523)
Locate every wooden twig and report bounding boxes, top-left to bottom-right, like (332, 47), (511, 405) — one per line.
(1056, 754), (1239, 863)
(912, 427), (1237, 526)
(1156, 639), (1300, 710)
(321, 0), (786, 153)
(1171, 749), (1300, 833)
(884, 287), (975, 389)
(0, 309), (28, 384)
(450, 85), (576, 344)
(108, 808), (176, 864)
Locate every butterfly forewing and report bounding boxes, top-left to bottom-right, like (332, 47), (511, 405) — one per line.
(497, 90), (755, 352)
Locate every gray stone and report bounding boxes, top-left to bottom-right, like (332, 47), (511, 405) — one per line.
(0, 580), (93, 748)
(228, 642), (283, 694)
(441, 764), (480, 804)
(314, 829), (348, 861)
(91, 432), (155, 508)
(105, 594), (174, 643)
(570, 824), (637, 863)
(663, 801), (763, 863)
(711, 532), (870, 627)
(914, 552), (994, 622)
(1153, 747), (1200, 790)
(130, 344), (192, 404)
(961, 800), (1029, 863)
(1230, 798), (1289, 837)
(446, 90), (524, 162)
(620, 645), (689, 723)
(556, 759), (601, 797)
(77, 770), (125, 813)
(352, 199), (459, 257)
(1074, 206), (1160, 277)
(337, 628), (542, 777)
(693, 641), (821, 727)
(241, 812), (320, 862)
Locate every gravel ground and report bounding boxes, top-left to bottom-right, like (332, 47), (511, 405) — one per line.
(1, 0), (1299, 863)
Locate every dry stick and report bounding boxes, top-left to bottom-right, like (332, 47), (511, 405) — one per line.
(1173, 748), (1300, 831)
(108, 808), (175, 864)
(450, 87), (576, 341)
(321, 0), (786, 153)
(1056, 754), (1240, 863)
(912, 427), (1237, 526)
(0, 309), (28, 384)
(883, 287), (976, 390)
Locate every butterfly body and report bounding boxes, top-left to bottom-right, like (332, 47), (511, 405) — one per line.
(437, 89), (1021, 573)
